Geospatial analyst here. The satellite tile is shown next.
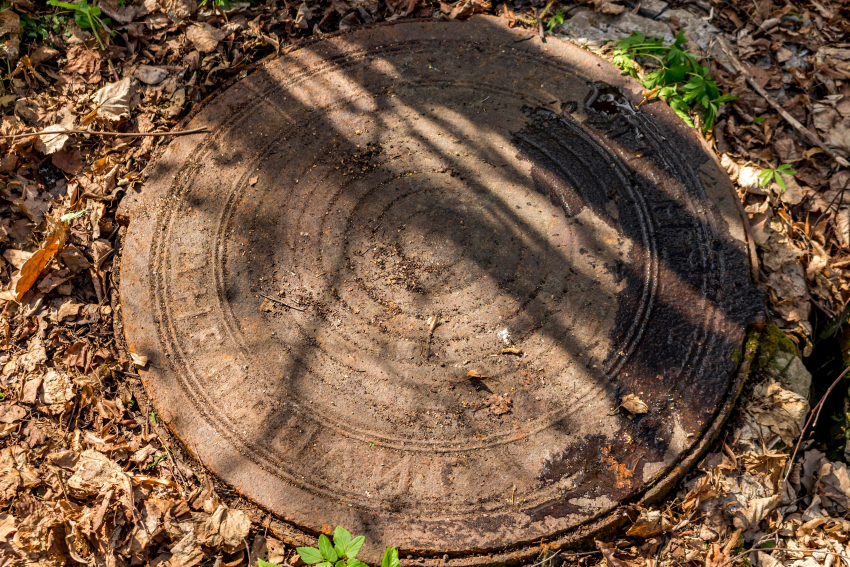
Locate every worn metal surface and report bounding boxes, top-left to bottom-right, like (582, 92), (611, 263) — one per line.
(118, 17), (763, 564)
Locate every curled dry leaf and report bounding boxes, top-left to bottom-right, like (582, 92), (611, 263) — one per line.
(41, 369), (75, 415)
(817, 461), (850, 514)
(619, 393), (648, 415)
(596, 540), (642, 567)
(130, 352), (149, 367)
(15, 225), (67, 301)
(294, 2), (312, 28)
(746, 380), (809, 446)
(731, 493), (781, 530)
(466, 369), (489, 379)
(626, 508), (673, 537)
(197, 504), (251, 553)
(68, 449), (134, 509)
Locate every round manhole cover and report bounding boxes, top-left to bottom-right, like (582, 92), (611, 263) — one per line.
(119, 16), (763, 564)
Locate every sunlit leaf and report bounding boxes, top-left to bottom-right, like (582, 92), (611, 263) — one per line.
(346, 536), (365, 560)
(334, 526), (352, 556)
(15, 225), (67, 301)
(319, 534), (338, 563)
(381, 548), (400, 567)
(298, 547), (325, 565)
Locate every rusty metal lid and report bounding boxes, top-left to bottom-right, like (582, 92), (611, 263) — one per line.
(119, 16), (763, 564)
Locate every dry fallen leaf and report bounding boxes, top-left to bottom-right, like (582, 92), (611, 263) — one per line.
(51, 148), (83, 174)
(130, 352), (149, 367)
(597, 540), (643, 567)
(0, 404), (26, 424)
(731, 494), (781, 530)
(0, 9), (22, 37)
(626, 508), (673, 537)
(197, 504), (251, 553)
(3, 249), (32, 270)
(0, 9), (22, 60)
(746, 380), (809, 446)
(15, 225), (66, 301)
(294, 2), (312, 28)
(93, 77), (132, 122)
(619, 394), (648, 415)
(41, 369), (75, 414)
(0, 463), (21, 504)
(186, 22), (241, 52)
(134, 64), (169, 85)
(466, 369), (490, 379)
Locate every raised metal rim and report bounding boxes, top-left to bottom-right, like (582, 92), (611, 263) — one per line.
(116, 16), (764, 565)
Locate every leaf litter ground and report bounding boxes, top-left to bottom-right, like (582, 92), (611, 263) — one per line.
(2, 0), (850, 566)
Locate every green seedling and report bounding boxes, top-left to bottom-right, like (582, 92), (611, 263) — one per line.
(298, 526), (368, 567)
(150, 410), (158, 425)
(758, 163), (796, 191)
(200, 0), (232, 9)
(146, 454), (167, 470)
(611, 30), (736, 132)
(297, 527), (399, 567)
(0, 393), (5, 401)
(381, 547), (400, 567)
(546, 9), (565, 31)
(19, 13), (49, 41)
(46, 0), (111, 50)
(753, 115), (766, 125)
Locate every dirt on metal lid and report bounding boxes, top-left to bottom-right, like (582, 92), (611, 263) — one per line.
(118, 16), (763, 564)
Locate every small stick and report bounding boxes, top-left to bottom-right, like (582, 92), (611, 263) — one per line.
(0, 126), (209, 141)
(783, 365), (850, 484)
(716, 37), (849, 168)
(155, 433), (189, 493)
(260, 294), (306, 312)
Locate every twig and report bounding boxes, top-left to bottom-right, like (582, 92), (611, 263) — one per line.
(155, 433), (189, 493)
(260, 294), (306, 312)
(716, 36), (849, 168)
(50, 466), (72, 502)
(0, 126), (209, 141)
(783, 365), (850, 484)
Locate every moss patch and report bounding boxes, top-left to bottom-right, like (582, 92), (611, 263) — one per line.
(754, 323), (798, 372)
